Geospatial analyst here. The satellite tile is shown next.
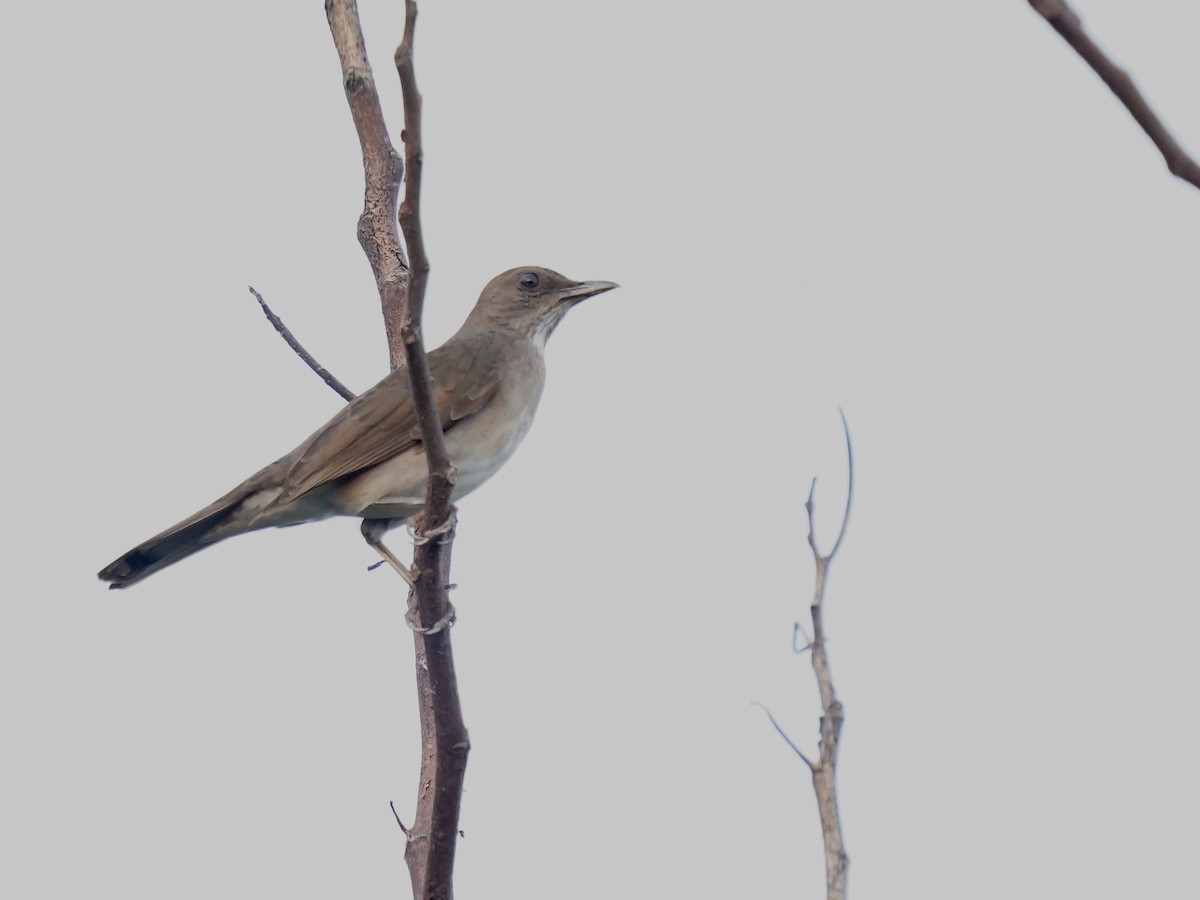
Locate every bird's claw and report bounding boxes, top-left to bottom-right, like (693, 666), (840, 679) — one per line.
(412, 510), (458, 547)
(405, 600), (456, 635)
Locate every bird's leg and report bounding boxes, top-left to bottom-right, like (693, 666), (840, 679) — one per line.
(360, 518), (415, 588)
(362, 517), (457, 633)
(408, 509), (459, 633)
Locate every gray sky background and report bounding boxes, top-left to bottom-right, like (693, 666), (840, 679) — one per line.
(4, 1), (1198, 896)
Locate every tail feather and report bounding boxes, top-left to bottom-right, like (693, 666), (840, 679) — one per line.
(98, 491), (250, 589)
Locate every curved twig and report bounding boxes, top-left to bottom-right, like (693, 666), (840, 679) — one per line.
(826, 409), (854, 561)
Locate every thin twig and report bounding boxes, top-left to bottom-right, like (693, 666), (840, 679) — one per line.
(1027, 0), (1200, 191)
(793, 621), (812, 654)
(827, 409), (854, 560)
(751, 702), (815, 768)
(389, 800), (410, 836)
(395, 0), (430, 317)
(247, 286), (356, 402)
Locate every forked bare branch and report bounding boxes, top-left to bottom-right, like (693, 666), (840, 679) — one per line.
(801, 413), (853, 900)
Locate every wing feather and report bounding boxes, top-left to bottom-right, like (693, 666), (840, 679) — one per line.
(274, 333), (504, 503)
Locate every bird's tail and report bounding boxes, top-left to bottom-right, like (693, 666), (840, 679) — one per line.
(98, 489), (253, 589)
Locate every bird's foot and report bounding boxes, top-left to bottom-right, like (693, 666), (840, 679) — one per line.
(405, 599), (457, 635)
(362, 516), (457, 632)
(412, 509), (458, 547)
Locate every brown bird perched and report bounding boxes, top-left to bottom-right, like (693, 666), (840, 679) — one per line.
(99, 267), (618, 589)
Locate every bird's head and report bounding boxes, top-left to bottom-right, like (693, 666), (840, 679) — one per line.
(469, 267), (618, 347)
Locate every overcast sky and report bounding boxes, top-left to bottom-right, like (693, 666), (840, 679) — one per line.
(5, 1), (1198, 897)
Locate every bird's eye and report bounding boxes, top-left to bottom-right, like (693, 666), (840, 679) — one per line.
(518, 272), (539, 289)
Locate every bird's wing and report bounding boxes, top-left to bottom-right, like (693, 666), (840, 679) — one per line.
(275, 334), (504, 502)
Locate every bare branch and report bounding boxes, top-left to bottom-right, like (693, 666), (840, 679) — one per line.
(768, 422), (854, 898)
(1027, 0), (1200, 191)
(247, 286), (357, 402)
(388, 1), (457, 611)
(326, 3), (467, 898)
(324, 0), (410, 362)
(751, 702), (815, 769)
(802, 418), (855, 900)
(391, 0), (454, 543)
(395, 0), (430, 317)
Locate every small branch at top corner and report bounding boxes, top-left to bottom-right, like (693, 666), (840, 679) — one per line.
(1026, 0), (1200, 191)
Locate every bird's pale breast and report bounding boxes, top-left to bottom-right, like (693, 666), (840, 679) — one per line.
(332, 350), (546, 521)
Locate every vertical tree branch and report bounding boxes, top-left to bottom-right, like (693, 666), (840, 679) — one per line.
(393, 4), (467, 899)
(326, 3), (466, 898)
(396, 0), (429, 316)
(325, 0), (410, 362)
(756, 414), (854, 899)
(804, 413), (854, 900)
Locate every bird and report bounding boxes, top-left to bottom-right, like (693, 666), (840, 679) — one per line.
(98, 267), (618, 589)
